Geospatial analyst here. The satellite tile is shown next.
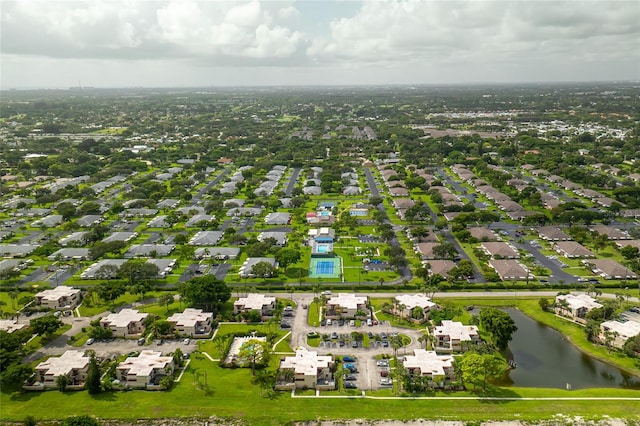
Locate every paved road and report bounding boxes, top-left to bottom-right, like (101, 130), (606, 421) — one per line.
(363, 168), (380, 198)
(193, 168), (230, 202)
(284, 168), (301, 197)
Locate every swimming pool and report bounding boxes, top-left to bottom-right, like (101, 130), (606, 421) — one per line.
(316, 244), (330, 253)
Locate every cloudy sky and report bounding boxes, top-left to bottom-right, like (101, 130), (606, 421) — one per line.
(1, 0), (639, 88)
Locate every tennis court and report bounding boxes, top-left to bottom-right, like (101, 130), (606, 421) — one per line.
(309, 257), (341, 279)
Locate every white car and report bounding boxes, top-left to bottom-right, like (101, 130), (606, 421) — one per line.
(380, 377), (393, 386)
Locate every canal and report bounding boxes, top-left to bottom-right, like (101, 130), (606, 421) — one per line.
(498, 308), (640, 389)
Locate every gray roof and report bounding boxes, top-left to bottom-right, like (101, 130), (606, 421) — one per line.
(147, 216), (170, 228)
(189, 231), (223, 246)
(59, 232), (89, 246)
(194, 247), (241, 259)
(265, 212), (291, 225)
(227, 207), (263, 217)
(77, 215), (103, 227)
(185, 215), (216, 227)
(48, 248), (90, 260)
(102, 232), (137, 243)
(32, 215), (63, 228)
(0, 244), (37, 257)
(125, 244), (176, 258)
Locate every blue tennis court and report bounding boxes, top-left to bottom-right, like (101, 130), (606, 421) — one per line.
(309, 257), (341, 278)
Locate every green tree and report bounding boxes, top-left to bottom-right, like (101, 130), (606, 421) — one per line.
(538, 298), (550, 312)
(238, 339), (270, 376)
(0, 363), (34, 387)
(250, 261), (277, 278)
(178, 275), (231, 313)
(458, 352), (504, 392)
(274, 248), (301, 270)
(56, 374), (69, 392)
(478, 308), (518, 351)
(85, 355), (101, 394)
(158, 293), (175, 313)
(96, 281), (126, 304)
(30, 315), (63, 338)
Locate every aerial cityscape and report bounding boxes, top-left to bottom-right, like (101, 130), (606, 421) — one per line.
(1, 1), (640, 426)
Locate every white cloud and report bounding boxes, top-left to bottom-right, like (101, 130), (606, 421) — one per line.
(307, 0), (640, 67)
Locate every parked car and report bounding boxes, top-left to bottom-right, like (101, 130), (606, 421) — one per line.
(376, 360), (389, 367)
(349, 320), (355, 326)
(344, 382), (357, 389)
(343, 356), (355, 362)
(183, 338), (190, 345)
(86, 338), (95, 345)
(380, 378), (393, 386)
(331, 332), (338, 339)
(137, 338), (145, 346)
(344, 375), (357, 381)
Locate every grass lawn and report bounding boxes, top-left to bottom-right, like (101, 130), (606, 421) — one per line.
(307, 301), (321, 326)
(2, 355), (639, 425)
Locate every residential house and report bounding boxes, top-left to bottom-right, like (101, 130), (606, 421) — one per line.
(100, 309), (149, 337)
(264, 212), (292, 225)
(189, 231), (223, 246)
(0, 319), (28, 333)
(0, 244), (37, 258)
(394, 294), (437, 320)
(555, 294), (603, 323)
(426, 260), (457, 277)
(48, 248), (89, 261)
(76, 215), (103, 227)
(481, 242), (519, 259)
(34, 350), (90, 389)
(585, 259), (638, 280)
(276, 348), (335, 390)
(489, 259), (529, 281)
(35, 286), (81, 310)
(116, 350), (175, 389)
(403, 349), (455, 383)
(599, 320), (640, 349)
(432, 320), (480, 352)
(553, 241), (595, 258)
(80, 259), (128, 279)
(257, 231), (288, 246)
(415, 242), (440, 260)
(326, 293), (369, 319)
(102, 232), (138, 243)
(233, 293), (276, 316)
(125, 244), (175, 258)
(538, 227), (572, 241)
(168, 308), (214, 337)
(468, 227), (499, 242)
(238, 257), (278, 278)
(588, 226), (631, 240)
(32, 214), (63, 228)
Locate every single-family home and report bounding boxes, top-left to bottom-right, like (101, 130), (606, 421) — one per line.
(276, 348), (335, 390)
(432, 320), (480, 352)
(100, 309), (149, 337)
(35, 286), (81, 310)
(116, 350), (175, 389)
(588, 226), (631, 240)
(124, 244), (176, 258)
(48, 248), (90, 261)
(59, 232), (89, 246)
(233, 293), (276, 316)
(167, 308), (214, 337)
(468, 227), (499, 242)
(80, 259), (128, 279)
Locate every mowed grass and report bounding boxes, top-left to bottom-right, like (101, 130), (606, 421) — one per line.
(2, 357), (639, 425)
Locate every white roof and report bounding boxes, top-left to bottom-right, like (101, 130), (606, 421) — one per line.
(118, 350), (173, 377)
(36, 350), (90, 376)
(328, 293), (368, 310)
(0, 320), (28, 333)
(36, 286), (80, 302)
(102, 309), (149, 328)
(167, 308), (212, 327)
(601, 320), (640, 340)
(403, 349), (454, 376)
(433, 320), (479, 341)
(556, 293), (603, 311)
(280, 348), (332, 376)
(234, 293), (276, 310)
(395, 294), (437, 310)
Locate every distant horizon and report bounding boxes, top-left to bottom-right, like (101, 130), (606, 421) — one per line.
(2, 79), (638, 92)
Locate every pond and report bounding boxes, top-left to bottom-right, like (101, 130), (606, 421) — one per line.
(497, 308), (640, 389)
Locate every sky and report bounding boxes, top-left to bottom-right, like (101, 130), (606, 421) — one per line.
(1, 0), (639, 88)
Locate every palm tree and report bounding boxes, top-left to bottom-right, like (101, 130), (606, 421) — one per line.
(9, 289), (19, 310)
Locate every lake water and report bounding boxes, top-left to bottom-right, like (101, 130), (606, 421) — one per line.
(497, 308), (640, 389)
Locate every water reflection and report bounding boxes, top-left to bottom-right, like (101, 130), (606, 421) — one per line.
(496, 308), (640, 389)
